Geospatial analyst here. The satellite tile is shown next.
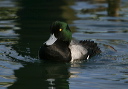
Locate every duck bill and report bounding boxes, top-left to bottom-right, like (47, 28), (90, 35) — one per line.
(45, 34), (57, 45)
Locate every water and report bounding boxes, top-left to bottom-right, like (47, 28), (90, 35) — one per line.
(0, 0), (128, 89)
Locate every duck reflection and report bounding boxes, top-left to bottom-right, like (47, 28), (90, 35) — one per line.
(8, 61), (70, 89)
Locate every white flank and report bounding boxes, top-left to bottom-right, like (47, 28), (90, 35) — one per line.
(45, 34), (57, 45)
(69, 40), (88, 62)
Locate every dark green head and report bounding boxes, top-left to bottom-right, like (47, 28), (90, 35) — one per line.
(50, 21), (72, 42)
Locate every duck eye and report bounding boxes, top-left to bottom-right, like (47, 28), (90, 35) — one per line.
(59, 29), (62, 31)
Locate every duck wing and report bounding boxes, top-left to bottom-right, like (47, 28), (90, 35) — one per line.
(79, 40), (101, 57)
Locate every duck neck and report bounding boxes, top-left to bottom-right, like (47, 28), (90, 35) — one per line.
(57, 39), (71, 46)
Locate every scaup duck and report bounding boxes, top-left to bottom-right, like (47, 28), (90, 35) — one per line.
(38, 21), (101, 62)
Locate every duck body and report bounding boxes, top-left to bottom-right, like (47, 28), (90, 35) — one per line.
(38, 21), (101, 62)
(39, 38), (71, 62)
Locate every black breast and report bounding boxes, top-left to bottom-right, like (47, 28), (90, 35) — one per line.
(38, 40), (71, 62)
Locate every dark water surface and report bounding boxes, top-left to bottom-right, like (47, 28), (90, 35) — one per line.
(0, 0), (128, 89)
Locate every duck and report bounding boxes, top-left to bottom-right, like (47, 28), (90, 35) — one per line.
(38, 21), (101, 62)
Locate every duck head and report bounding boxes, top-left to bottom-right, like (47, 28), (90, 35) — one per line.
(45, 21), (72, 45)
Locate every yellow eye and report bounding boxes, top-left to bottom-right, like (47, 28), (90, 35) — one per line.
(59, 29), (62, 31)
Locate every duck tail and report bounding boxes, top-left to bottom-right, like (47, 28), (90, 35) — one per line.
(79, 40), (101, 57)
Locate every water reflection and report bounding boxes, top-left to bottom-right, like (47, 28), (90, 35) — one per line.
(0, 0), (22, 88)
(8, 0), (73, 89)
(0, 0), (128, 89)
(107, 0), (120, 17)
(8, 62), (70, 89)
(13, 0), (68, 58)
(78, 0), (128, 21)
